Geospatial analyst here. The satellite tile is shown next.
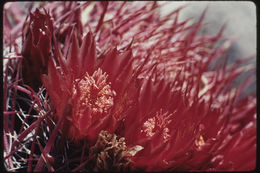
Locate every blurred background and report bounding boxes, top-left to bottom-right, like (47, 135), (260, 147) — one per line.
(160, 1), (256, 96)
(4, 1), (256, 95)
(160, 1), (256, 62)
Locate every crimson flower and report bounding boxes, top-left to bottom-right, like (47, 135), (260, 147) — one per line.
(41, 30), (136, 142)
(3, 2), (256, 172)
(21, 8), (54, 90)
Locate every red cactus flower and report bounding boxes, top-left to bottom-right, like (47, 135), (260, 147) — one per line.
(21, 8), (54, 90)
(3, 1), (256, 172)
(41, 26), (138, 142)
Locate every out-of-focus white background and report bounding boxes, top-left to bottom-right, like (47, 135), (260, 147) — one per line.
(160, 1), (256, 61)
(159, 1), (256, 95)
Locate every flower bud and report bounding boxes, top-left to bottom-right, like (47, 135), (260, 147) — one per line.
(22, 8), (54, 90)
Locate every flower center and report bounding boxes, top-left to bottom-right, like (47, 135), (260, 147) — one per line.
(141, 109), (172, 143)
(195, 135), (206, 150)
(72, 68), (116, 121)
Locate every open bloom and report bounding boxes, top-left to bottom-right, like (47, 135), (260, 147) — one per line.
(41, 29), (137, 142)
(3, 1), (256, 172)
